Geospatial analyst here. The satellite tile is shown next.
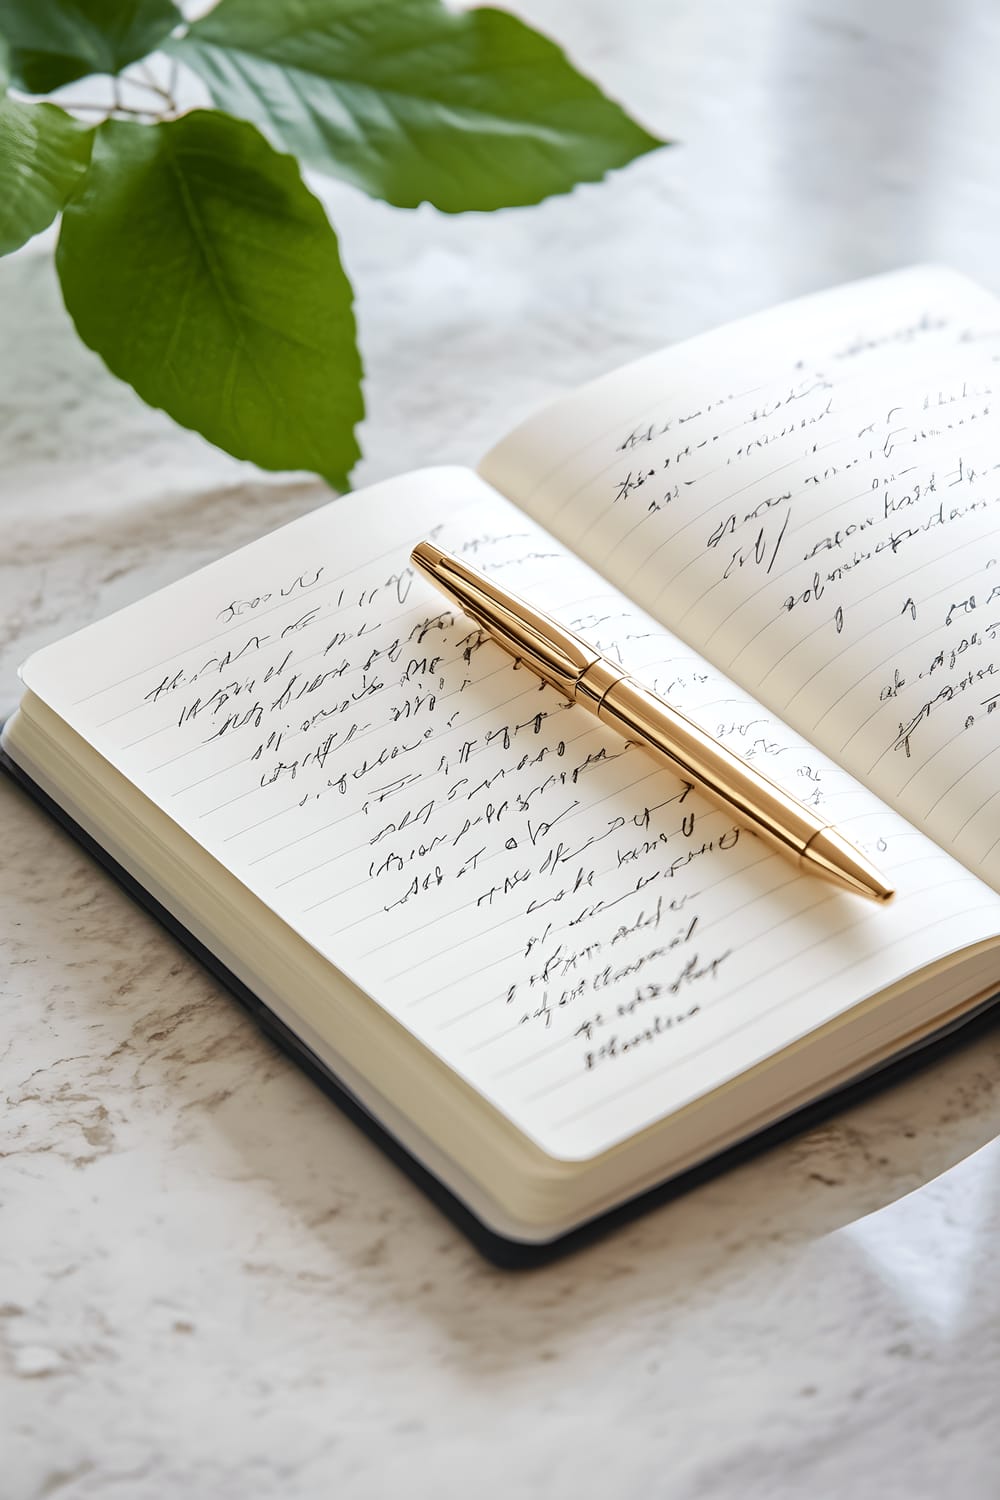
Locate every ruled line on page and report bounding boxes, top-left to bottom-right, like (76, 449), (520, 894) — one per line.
(548, 891), (1000, 1126)
(395, 816), (932, 1012)
(73, 533), (415, 706)
(120, 581), (618, 780)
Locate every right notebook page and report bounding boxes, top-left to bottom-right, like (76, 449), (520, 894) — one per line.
(479, 267), (1000, 891)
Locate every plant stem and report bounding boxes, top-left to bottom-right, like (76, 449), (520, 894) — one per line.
(135, 63), (176, 106)
(60, 100), (161, 118)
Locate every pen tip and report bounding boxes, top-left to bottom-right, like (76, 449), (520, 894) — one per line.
(802, 827), (895, 904)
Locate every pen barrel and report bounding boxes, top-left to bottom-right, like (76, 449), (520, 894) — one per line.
(595, 676), (823, 864)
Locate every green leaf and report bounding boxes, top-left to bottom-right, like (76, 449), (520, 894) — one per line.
(0, 99), (92, 255)
(171, 0), (665, 212)
(56, 110), (363, 485)
(0, 0), (181, 94)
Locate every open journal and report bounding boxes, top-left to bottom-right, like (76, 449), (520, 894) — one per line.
(6, 264), (1000, 1260)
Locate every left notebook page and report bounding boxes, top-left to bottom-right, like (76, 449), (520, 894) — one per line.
(14, 467), (1000, 1160)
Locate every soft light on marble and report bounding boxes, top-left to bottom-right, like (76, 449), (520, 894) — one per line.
(4, 2), (1000, 1496)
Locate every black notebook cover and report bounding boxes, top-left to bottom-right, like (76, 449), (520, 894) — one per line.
(5, 741), (1000, 1268)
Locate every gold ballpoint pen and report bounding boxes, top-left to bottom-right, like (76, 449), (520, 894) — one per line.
(411, 541), (894, 905)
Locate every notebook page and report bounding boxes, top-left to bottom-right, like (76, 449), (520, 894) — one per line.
(18, 466), (1000, 1160)
(479, 267), (1000, 893)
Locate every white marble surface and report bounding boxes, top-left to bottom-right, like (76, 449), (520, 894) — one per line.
(5, 2), (1000, 1495)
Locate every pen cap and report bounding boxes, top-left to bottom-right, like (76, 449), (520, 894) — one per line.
(411, 541), (600, 698)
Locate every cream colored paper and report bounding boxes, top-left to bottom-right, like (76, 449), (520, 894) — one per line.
(20, 461), (1000, 1159)
(481, 265), (1000, 891)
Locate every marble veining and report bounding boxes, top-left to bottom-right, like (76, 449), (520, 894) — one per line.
(5, 2), (1000, 1495)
